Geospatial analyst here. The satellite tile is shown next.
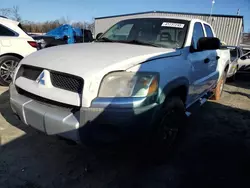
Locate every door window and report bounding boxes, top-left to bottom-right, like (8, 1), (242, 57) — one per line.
(0, 25), (16, 36)
(192, 22), (205, 49)
(204, 24), (214, 37)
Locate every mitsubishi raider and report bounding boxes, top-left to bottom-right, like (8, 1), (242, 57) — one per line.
(9, 17), (230, 147)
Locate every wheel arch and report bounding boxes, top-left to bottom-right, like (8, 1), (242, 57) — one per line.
(225, 64), (229, 72)
(159, 77), (189, 105)
(224, 59), (231, 73)
(0, 53), (24, 60)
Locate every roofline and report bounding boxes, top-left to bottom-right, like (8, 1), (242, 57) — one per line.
(0, 17), (19, 25)
(95, 10), (244, 20)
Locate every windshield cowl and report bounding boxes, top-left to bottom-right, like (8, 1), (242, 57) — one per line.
(96, 38), (163, 48)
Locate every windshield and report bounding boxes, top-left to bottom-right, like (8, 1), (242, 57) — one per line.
(98, 18), (189, 49)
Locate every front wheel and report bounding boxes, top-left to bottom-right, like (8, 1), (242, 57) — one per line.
(0, 55), (21, 86)
(149, 96), (187, 161)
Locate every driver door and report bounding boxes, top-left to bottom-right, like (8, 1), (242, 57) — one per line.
(188, 22), (218, 102)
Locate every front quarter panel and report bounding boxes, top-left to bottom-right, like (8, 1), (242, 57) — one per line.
(127, 51), (191, 105)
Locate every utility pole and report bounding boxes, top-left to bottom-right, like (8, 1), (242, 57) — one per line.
(237, 9), (240, 15)
(209, 0), (215, 22)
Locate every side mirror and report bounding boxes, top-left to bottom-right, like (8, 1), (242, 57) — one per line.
(96, 33), (103, 40)
(240, 56), (247, 60)
(197, 37), (221, 51)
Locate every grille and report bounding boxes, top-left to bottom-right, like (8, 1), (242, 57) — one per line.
(17, 65), (84, 94)
(16, 87), (79, 110)
(50, 72), (83, 93)
(17, 65), (43, 81)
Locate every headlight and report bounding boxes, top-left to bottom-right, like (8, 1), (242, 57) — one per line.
(98, 72), (159, 97)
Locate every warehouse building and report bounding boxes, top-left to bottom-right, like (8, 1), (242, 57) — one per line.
(95, 11), (244, 46)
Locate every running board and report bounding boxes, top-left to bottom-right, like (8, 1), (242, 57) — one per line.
(186, 91), (213, 117)
(199, 98), (207, 106)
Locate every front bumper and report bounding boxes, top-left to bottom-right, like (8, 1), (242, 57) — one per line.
(9, 84), (159, 143)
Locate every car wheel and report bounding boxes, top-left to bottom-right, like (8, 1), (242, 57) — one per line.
(211, 71), (226, 100)
(0, 55), (21, 86)
(149, 96), (187, 162)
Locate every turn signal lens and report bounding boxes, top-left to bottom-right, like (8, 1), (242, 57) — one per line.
(147, 78), (158, 96)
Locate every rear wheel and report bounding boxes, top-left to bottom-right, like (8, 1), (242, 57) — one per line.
(0, 55), (21, 86)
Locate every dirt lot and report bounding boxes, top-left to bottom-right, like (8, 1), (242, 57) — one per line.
(1, 76), (250, 188)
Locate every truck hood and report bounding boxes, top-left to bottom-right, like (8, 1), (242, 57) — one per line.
(21, 42), (178, 78)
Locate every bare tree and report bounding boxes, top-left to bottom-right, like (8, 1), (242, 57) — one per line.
(12, 6), (21, 22)
(0, 8), (12, 17)
(72, 22), (84, 29)
(85, 20), (94, 34)
(59, 16), (70, 25)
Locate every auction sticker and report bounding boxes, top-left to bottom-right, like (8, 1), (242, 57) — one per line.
(161, 22), (185, 28)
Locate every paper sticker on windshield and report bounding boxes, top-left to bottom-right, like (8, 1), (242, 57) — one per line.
(161, 22), (185, 28)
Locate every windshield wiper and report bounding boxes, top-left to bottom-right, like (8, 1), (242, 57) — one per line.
(96, 37), (114, 42)
(120, 40), (162, 48)
(96, 38), (162, 47)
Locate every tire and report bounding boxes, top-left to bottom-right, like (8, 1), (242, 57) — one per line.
(211, 72), (226, 100)
(0, 55), (21, 86)
(149, 96), (187, 162)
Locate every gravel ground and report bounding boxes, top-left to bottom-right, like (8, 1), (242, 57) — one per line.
(1, 75), (250, 188)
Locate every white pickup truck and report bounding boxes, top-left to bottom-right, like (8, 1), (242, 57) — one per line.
(10, 16), (230, 147)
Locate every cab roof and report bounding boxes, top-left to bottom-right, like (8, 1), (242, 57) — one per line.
(0, 17), (19, 26)
(111, 16), (211, 26)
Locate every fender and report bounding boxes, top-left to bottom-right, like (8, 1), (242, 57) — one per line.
(158, 77), (189, 104)
(150, 76), (189, 129)
(217, 59), (230, 81)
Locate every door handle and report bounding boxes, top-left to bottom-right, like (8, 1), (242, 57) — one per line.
(204, 58), (210, 64)
(216, 56), (220, 60)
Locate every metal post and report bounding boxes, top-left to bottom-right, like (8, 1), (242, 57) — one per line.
(210, 0), (215, 22)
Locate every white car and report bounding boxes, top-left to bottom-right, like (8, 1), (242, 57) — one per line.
(238, 48), (250, 73)
(221, 46), (241, 81)
(0, 16), (37, 86)
(10, 17), (230, 147)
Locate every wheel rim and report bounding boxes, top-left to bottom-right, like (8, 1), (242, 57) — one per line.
(0, 60), (18, 83)
(159, 110), (179, 147)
